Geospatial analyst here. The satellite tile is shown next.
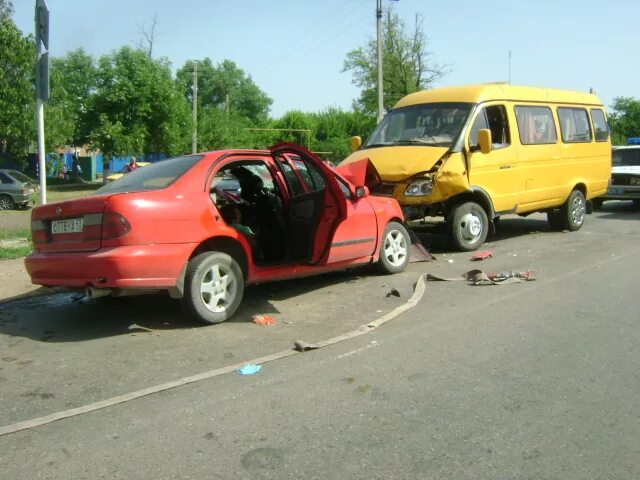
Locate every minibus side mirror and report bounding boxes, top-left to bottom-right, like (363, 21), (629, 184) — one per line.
(478, 129), (492, 154)
(350, 136), (362, 152)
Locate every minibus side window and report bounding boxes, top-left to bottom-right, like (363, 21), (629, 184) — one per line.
(590, 109), (609, 142)
(515, 106), (558, 145)
(469, 110), (488, 147)
(469, 105), (510, 150)
(557, 107), (592, 143)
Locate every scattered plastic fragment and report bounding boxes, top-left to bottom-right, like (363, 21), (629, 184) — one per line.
(487, 271), (533, 282)
(470, 250), (493, 261)
(447, 259), (454, 264)
(386, 288), (400, 298)
(294, 340), (321, 352)
(237, 364), (262, 375)
(252, 315), (276, 326)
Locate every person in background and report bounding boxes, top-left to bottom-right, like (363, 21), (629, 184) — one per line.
(72, 154), (83, 182)
(126, 157), (139, 173)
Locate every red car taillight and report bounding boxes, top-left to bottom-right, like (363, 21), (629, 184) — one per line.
(31, 220), (49, 244)
(101, 212), (131, 239)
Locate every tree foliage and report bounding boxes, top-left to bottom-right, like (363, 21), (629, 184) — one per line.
(176, 58), (272, 124)
(343, 9), (447, 115)
(46, 49), (98, 149)
(86, 47), (191, 158)
(608, 97), (640, 145)
(0, 0), (13, 22)
(0, 10), (35, 158)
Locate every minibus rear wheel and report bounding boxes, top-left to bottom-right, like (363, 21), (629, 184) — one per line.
(448, 201), (489, 251)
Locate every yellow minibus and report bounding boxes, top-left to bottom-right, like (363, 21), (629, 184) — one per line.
(345, 84), (611, 250)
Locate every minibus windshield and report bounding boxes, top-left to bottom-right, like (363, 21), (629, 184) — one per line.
(364, 103), (473, 149)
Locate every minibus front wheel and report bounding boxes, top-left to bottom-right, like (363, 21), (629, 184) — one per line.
(448, 201), (489, 251)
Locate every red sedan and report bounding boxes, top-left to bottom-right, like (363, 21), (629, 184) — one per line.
(25, 144), (411, 324)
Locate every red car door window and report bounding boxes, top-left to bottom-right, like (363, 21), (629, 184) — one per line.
(271, 144), (347, 265)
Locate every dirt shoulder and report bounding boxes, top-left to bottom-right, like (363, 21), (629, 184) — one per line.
(0, 258), (43, 303)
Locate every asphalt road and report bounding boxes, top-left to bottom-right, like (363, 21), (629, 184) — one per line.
(1, 202), (639, 479)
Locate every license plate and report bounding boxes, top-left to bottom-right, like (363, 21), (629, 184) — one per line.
(51, 218), (83, 234)
(608, 187), (625, 195)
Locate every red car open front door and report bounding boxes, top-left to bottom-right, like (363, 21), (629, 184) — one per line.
(270, 143), (347, 265)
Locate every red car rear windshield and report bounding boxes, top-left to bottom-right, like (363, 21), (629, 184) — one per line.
(95, 155), (204, 195)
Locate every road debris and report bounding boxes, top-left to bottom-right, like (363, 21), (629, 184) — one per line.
(470, 250), (493, 261)
(237, 364), (262, 375)
(251, 314), (276, 326)
(386, 288), (401, 298)
(408, 229), (435, 263)
(426, 269), (535, 285)
(294, 340), (321, 352)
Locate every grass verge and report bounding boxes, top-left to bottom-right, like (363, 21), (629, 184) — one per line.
(0, 228), (33, 260)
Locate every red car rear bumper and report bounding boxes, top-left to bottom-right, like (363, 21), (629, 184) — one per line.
(25, 243), (197, 289)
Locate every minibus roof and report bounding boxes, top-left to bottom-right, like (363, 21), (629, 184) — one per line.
(395, 84), (604, 109)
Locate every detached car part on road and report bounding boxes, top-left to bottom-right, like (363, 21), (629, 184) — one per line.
(0, 169), (38, 210)
(25, 144), (411, 324)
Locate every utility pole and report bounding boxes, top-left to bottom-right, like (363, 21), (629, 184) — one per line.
(376, 0), (384, 123)
(192, 61), (198, 154)
(35, 0), (49, 204)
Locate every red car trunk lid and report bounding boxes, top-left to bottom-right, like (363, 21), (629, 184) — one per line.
(31, 194), (113, 252)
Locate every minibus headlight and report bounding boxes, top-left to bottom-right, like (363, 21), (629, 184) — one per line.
(405, 178), (434, 196)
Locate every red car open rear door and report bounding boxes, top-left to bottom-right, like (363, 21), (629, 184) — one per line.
(270, 143), (347, 265)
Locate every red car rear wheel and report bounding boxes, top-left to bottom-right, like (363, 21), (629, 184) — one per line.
(183, 251), (244, 324)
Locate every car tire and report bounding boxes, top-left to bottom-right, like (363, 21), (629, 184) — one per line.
(0, 194), (15, 211)
(549, 189), (586, 231)
(378, 221), (411, 274)
(591, 198), (603, 210)
(182, 251), (244, 324)
(448, 201), (489, 251)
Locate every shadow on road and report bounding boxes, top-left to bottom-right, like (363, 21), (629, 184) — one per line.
(410, 216), (552, 253)
(593, 200), (640, 220)
(0, 269), (365, 343)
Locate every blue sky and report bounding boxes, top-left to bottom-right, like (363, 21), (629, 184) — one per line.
(13, 0), (640, 117)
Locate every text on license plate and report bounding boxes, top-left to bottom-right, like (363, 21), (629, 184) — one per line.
(52, 218), (83, 234)
(608, 187), (625, 195)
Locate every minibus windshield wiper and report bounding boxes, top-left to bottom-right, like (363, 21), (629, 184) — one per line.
(397, 138), (451, 147)
(363, 142), (395, 148)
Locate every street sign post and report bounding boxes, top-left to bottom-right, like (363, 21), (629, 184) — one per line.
(35, 0), (49, 204)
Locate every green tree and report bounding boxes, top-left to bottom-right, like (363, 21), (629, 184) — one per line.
(312, 108), (376, 162)
(0, 8), (35, 160)
(608, 97), (640, 145)
(86, 47), (191, 158)
(176, 58), (272, 123)
(343, 10), (447, 115)
(0, 0), (13, 21)
(46, 49), (98, 149)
